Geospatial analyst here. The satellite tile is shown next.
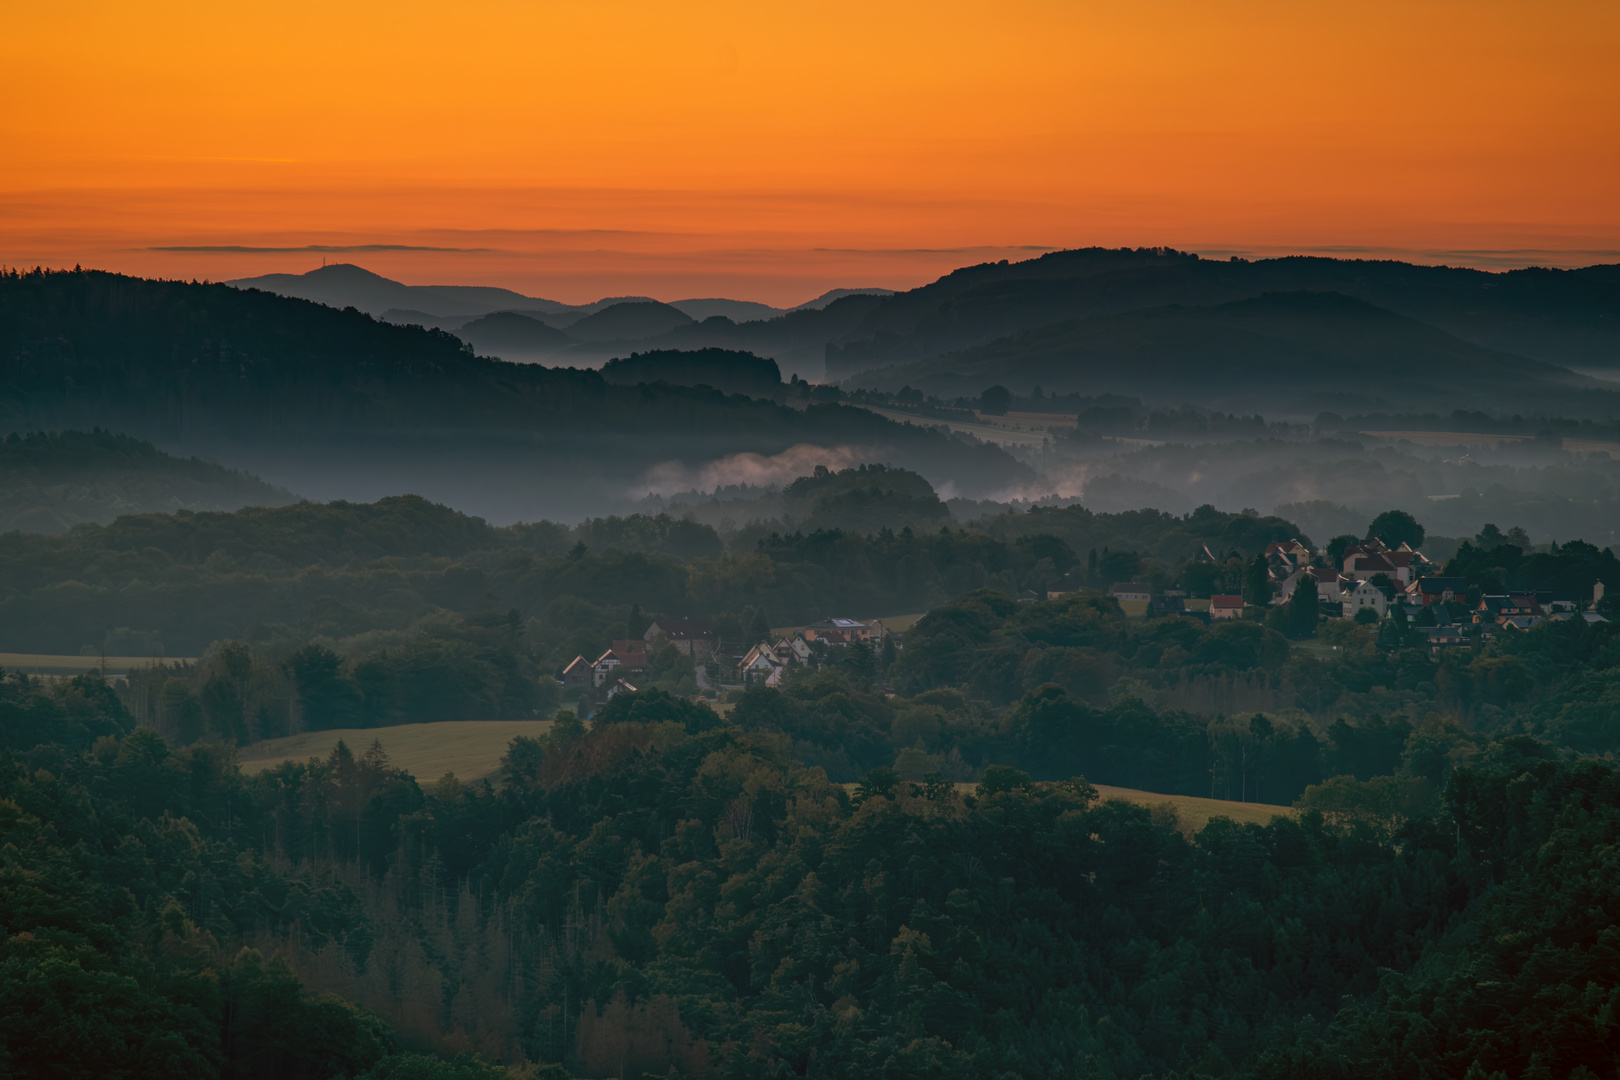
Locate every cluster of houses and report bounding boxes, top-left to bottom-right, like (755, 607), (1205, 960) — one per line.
(559, 616), (893, 701)
(559, 618), (716, 701)
(1105, 536), (1607, 656)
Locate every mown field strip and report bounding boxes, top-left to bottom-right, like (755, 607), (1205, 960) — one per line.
(238, 720), (553, 781)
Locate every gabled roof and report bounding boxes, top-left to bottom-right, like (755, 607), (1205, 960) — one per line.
(562, 655), (592, 676)
(806, 617), (868, 630)
(1308, 567), (1343, 583)
(1210, 594), (1245, 609)
(1352, 554), (1398, 573)
(647, 618), (713, 640)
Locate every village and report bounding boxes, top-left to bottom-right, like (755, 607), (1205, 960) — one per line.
(555, 534), (1608, 705)
(1108, 535), (1608, 657)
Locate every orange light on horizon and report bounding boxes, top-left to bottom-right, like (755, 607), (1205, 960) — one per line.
(3, 0), (1617, 303)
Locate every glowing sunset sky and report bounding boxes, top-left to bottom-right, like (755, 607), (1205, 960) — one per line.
(4, 0), (1617, 304)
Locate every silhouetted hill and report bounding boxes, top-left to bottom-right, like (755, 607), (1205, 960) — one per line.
(823, 248), (1620, 377)
(670, 298), (785, 322)
(454, 311), (573, 360)
(229, 253), (1620, 386)
(563, 300), (696, 342)
(0, 429), (295, 534)
(0, 269), (1031, 521)
(789, 287), (896, 311)
(852, 291), (1603, 414)
(228, 263), (569, 318)
(600, 349), (782, 396)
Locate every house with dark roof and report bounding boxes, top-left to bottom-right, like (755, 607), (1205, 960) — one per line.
(1416, 625), (1470, 656)
(562, 655), (594, 694)
(1407, 576), (1468, 606)
(1109, 583), (1152, 603)
(803, 617), (872, 642)
(645, 618), (715, 659)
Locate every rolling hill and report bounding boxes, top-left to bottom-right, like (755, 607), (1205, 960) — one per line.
(453, 310), (573, 360)
(228, 253), (1620, 388)
(850, 291), (1606, 414)
(821, 248), (1620, 379)
(0, 429), (296, 534)
(0, 269), (1032, 522)
(228, 262), (571, 318)
(563, 299), (695, 342)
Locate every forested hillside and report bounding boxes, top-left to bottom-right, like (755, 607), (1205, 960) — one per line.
(0, 493), (1304, 657)
(0, 269), (1027, 522)
(821, 247), (1620, 377)
(849, 292), (1601, 414)
(4, 666), (1616, 1078)
(0, 429), (295, 533)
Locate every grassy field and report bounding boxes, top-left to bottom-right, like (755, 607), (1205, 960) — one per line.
(1, 652), (198, 676)
(1090, 784), (1294, 830)
(236, 719), (1294, 830)
(838, 781), (1295, 830)
(237, 720), (552, 781)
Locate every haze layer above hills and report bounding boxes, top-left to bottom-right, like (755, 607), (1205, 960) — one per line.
(0, 429), (295, 534)
(850, 291), (1601, 415)
(229, 251), (1620, 401)
(0, 269), (1023, 522)
(227, 264), (894, 366)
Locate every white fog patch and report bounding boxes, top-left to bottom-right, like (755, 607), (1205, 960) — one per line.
(633, 444), (869, 498)
(987, 463), (1092, 504)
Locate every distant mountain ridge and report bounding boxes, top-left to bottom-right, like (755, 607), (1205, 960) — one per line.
(228, 265), (897, 373)
(0, 269), (1032, 522)
(850, 290), (1602, 414)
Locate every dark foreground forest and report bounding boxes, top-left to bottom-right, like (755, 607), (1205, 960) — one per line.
(4, 662), (1618, 1078)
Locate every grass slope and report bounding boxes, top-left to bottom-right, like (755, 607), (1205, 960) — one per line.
(237, 719), (553, 781)
(1090, 784), (1294, 830)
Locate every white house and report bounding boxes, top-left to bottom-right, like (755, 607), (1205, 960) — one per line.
(1210, 595), (1245, 620)
(1274, 567), (1348, 605)
(738, 643), (783, 685)
(1343, 579), (1388, 619)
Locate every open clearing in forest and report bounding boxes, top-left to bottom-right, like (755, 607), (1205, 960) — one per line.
(1090, 785), (1295, 830)
(1, 653), (198, 676)
(238, 720), (553, 782)
(239, 720), (1297, 829)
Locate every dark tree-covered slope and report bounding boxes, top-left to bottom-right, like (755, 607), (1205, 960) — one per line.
(850, 291), (1604, 413)
(0, 429), (295, 534)
(0, 269), (1030, 521)
(823, 247), (1620, 377)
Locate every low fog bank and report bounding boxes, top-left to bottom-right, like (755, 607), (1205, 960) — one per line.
(638, 408), (1620, 552)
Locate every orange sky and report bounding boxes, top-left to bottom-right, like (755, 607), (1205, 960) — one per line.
(3, 0), (1617, 304)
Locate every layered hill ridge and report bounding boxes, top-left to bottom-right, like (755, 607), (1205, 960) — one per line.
(227, 252), (1620, 388)
(0, 269), (1031, 522)
(0, 429), (297, 535)
(851, 290), (1601, 413)
(825, 248), (1620, 379)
